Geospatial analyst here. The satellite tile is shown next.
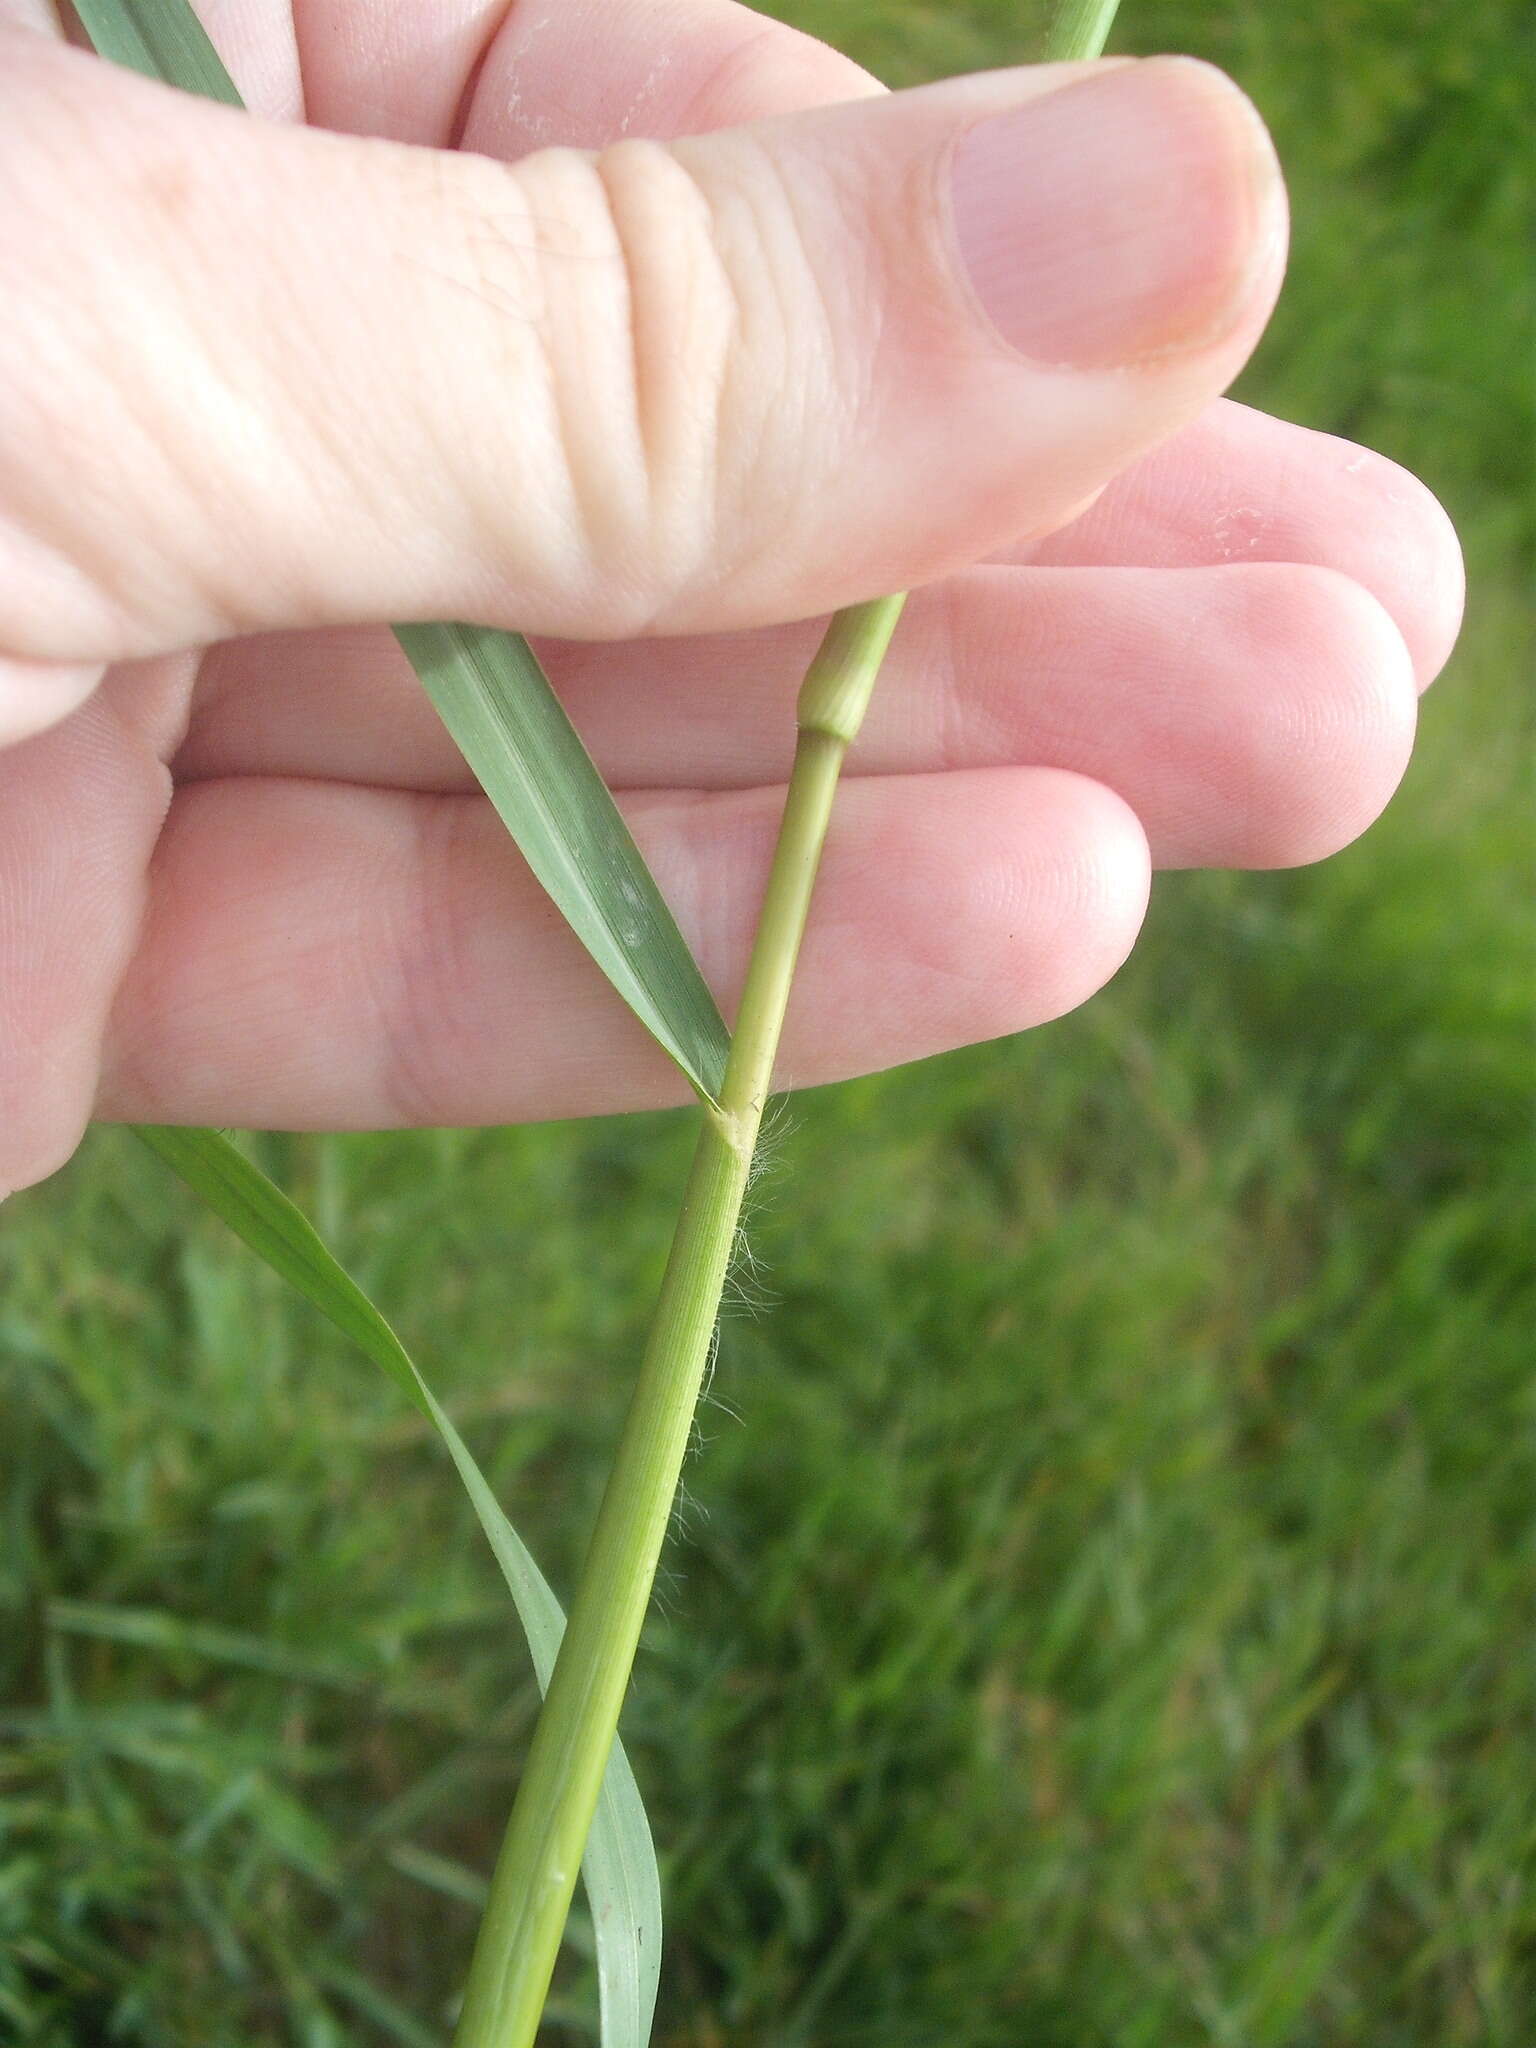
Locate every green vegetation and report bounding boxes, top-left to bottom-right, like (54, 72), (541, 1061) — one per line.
(2, 0), (1531, 2042)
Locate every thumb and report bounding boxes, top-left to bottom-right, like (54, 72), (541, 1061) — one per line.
(0, 38), (1284, 736)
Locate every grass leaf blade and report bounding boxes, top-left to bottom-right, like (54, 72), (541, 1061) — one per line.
(132, 1125), (661, 2046)
(132, 1123), (426, 1414)
(69, 0), (241, 102)
(396, 624), (729, 1104)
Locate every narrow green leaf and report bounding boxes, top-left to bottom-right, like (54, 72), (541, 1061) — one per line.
(133, 1125), (662, 2047)
(396, 624), (730, 1104)
(131, 1124), (425, 1412)
(75, 0), (731, 1110)
(70, 0), (242, 101)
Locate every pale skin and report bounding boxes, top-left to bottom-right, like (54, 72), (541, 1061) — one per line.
(0, 0), (1464, 1199)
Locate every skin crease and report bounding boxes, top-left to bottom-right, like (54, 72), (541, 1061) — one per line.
(0, 0), (1463, 1195)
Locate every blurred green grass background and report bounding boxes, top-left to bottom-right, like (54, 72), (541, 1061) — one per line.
(2, 0), (1532, 2042)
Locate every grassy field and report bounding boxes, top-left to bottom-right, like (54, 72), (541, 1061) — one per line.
(2, 1), (1532, 2042)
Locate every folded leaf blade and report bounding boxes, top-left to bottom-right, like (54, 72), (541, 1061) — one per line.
(396, 623), (729, 1104)
(133, 1124), (662, 2047)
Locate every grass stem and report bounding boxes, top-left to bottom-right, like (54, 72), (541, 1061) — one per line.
(449, 600), (904, 2048)
(454, 2), (1121, 2031)
(1044, 0), (1124, 62)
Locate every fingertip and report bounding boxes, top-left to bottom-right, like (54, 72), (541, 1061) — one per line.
(1363, 452), (1466, 690)
(1014, 770), (1151, 1020)
(0, 1115), (85, 1204)
(856, 768), (1150, 1048)
(0, 654), (102, 747)
(948, 57), (1286, 374)
(1285, 430), (1464, 692)
(1229, 563), (1419, 870)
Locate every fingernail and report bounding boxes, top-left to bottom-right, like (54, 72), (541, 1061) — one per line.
(949, 58), (1284, 369)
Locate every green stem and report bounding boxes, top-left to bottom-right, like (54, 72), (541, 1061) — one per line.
(456, 0), (1124, 2019)
(450, 597), (905, 2048)
(1043, 0), (1124, 62)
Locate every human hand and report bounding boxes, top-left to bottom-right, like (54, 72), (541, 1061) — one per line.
(0, 0), (1462, 1197)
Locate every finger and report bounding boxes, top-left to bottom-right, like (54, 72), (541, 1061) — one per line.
(0, 655), (105, 746)
(175, 387), (1465, 806)
(183, 559), (1416, 869)
(190, 0), (305, 119)
(0, 40), (1285, 703)
(97, 767), (1150, 1129)
(293, 0), (510, 143)
(1007, 399), (1465, 688)
(2, 1), (61, 35)
(0, 660), (185, 1197)
(0, 1), (890, 1197)
(296, 0), (878, 149)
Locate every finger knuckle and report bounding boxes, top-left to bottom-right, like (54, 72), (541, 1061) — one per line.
(454, 137), (748, 632)
(455, 122), (855, 632)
